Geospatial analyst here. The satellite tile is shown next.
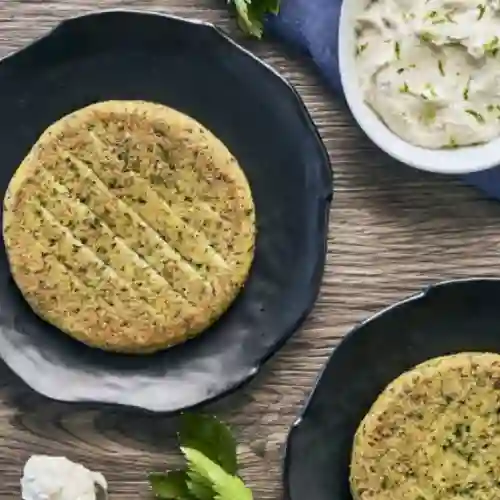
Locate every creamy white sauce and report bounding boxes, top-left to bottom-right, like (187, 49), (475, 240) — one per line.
(355, 0), (500, 148)
(21, 455), (107, 500)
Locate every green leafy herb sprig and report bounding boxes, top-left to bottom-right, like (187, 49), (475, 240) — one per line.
(228, 0), (281, 38)
(148, 413), (253, 500)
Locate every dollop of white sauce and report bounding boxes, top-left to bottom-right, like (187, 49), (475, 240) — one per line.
(21, 455), (107, 500)
(355, 0), (500, 148)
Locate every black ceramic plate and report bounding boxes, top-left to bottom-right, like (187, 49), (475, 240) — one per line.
(0, 10), (332, 412)
(284, 278), (500, 500)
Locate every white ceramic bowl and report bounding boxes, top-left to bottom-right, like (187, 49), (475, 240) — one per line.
(338, 0), (500, 175)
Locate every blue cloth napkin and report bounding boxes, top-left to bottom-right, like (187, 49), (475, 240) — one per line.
(267, 0), (500, 199)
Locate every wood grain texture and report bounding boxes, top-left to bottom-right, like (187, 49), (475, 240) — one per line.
(2, 0), (500, 498)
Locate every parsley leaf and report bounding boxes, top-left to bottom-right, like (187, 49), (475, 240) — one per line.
(179, 413), (238, 475)
(149, 470), (196, 499)
(186, 471), (214, 500)
(228, 0), (281, 38)
(182, 447), (253, 500)
(148, 414), (252, 500)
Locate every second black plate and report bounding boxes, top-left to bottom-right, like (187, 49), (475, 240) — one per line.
(285, 279), (500, 500)
(0, 10), (332, 412)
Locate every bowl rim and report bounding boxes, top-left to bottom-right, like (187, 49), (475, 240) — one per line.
(338, 0), (500, 175)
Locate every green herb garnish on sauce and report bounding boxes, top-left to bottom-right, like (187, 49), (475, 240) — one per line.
(395, 41), (401, 59)
(438, 59), (445, 76)
(465, 109), (485, 123)
(484, 36), (499, 56)
(477, 3), (486, 20)
(463, 79), (471, 100)
(356, 42), (369, 56)
(419, 31), (435, 43)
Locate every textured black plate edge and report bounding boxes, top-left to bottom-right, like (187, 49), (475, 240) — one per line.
(282, 277), (500, 500)
(0, 8), (333, 195)
(0, 9), (334, 414)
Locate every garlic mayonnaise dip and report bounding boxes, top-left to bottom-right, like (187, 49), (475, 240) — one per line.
(21, 455), (107, 500)
(355, 0), (500, 148)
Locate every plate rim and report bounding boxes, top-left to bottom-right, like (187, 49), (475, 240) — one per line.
(0, 9), (333, 413)
(282, 277), (500, 499)
(1, 8), (333, 194)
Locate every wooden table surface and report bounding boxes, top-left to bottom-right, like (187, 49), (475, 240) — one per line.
(2, 0), (500, 498)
